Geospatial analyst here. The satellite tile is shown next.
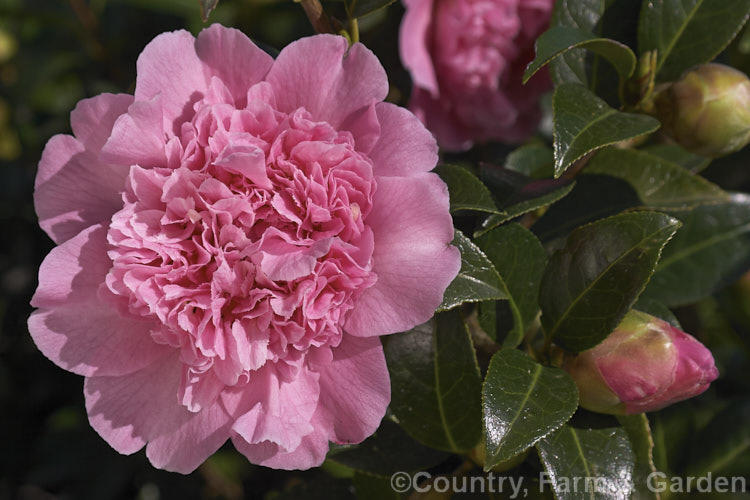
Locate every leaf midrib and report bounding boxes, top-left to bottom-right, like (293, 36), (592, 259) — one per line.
(546, 220), (677, 339)
(569, 427), (594, 476)
(556, 105), (616, 172)
(656, 221), (750, 270)
(653, 0), (704, 76)
(489, 362), (542, 458)
(433, 323), (459, 452)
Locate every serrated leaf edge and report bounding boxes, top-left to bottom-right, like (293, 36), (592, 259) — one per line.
(552, 85), (660, 177)
(433, 311), (483, 453)
(524, 28), (636, 83)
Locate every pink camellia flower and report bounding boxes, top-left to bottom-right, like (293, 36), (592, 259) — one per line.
(400, 0), (554, 151)
(564, 310), (719, 415)
(29, 25), (460, 473)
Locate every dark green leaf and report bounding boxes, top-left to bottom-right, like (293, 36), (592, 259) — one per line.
(549, 0), (641, 105)
(532, 175), (642, 243)
(685, 398), (750, 476)
(524, 26), (636, 83)
(476, 182), (575, 237)
(439, 230), (508, 311)
(483, 350), (578, 470)
(598, 0), (642, 49)
(643, 194), (750, 306)
(548, 0), (609, 87)
(199, 0), (219, 21)
(353, 472), (401, 500)
(618, 414), (659, 500)
(328, 420), (450, 475)
(552, 84), (660, 177)
(586, 148), (728, 210)
(478, 301), (498, 342)
(641, 143), (711, 173)
(632, 299), (681, 328)
(540, 211), (681, 352)
(505, 143), (555, 179)
(435, 164), (499, 214)
(476, 224), (547, 348)
(350, 0), (397, 18)
(638, 0), (750, 83)
(476, 165), (574, 236)
(536, 426), (634, 500)
(384, 310), (483, 453)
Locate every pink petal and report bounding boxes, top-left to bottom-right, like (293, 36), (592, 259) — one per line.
(84, 354), (181, 455)
(345, 174), (460, 336)
(100, 95), (168, 168)
(28, 305), (167, 378)
(31, 224), (113, 308)
(231, 337), (388, 470)
(179, 367), (225, 412)
(339, 102), (381, 154)
(214, 143), (272, 189)
(145, 398), (233, 474)
(315, 335), (390, 443)
(369, 102), (438, 177)
(85, 354), (233, 474)
(231, 426), (330, 471)
(35, 135), (127, 244)
(195, 24), (274, 108)
(230, 365), (320, 453)
(410, 87), (474, 152)
(70, 93), (134, 153)
(399, 0), (439, 96)
(260, 237), (334, 282)
(134, 30), (208, 135)
(28, 224), (168, 376)
(266, 35), (388, 129)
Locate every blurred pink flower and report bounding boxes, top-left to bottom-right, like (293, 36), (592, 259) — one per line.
(564, 310), (719, 415)
(29, 25), (459, 473)
(400, 0), (554, 151)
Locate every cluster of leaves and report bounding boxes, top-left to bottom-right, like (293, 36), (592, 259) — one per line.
(300, 1), (750, 499)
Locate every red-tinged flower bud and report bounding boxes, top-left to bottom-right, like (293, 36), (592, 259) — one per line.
(563, 310), (719, 415)
(654, 63), (750, 157)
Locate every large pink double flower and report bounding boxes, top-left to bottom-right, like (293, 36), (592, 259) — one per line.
(29, 25), (459, 472)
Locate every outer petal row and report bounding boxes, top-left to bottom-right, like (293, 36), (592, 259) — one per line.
(82, 335), (389, 473)
(134, 25), (274, 134)
(28, 224), (169, 377)
(84, 354), (234, 474)
(399, 0), (439, 96)
(35, 94), (132, 244)
(266, 35), (388, 131)
(345, 174), (460, 337)
(230, 335), (390, 470)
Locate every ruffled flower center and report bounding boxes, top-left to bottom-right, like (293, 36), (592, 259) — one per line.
(105, 79), (378, 408)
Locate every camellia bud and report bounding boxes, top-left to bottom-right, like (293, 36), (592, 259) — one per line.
(563, 310), (719, 415)
(654, 63), (750, 157)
